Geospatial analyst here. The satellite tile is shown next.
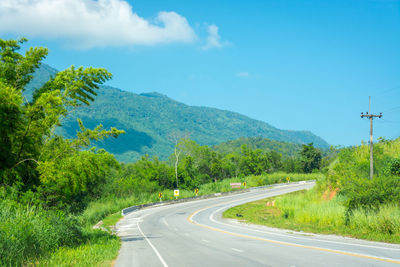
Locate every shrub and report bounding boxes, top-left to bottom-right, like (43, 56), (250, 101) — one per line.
(385, 158), (400, 176)
(341, 175), (400, 213)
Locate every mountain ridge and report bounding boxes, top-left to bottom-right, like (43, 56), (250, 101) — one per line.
(25, 64), (329, 161)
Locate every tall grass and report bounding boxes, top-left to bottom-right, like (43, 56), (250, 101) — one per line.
(37, 229), (120, 267)
(275, 190), (346, 228)
(0, 200), (83, 266)
(349, 204), (400, 239)
(225, 188), (400, 243)
(0, 172), (318, 266)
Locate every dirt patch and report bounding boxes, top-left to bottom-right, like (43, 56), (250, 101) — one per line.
(322, 187), (339, 201)
(264, 207), (281, 217)
(266, 200), (276, 207)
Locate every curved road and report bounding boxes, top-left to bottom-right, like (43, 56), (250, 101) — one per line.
(115, 182), (400, 266)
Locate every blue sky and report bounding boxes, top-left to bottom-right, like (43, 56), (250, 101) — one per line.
(1, 0), (399, 146)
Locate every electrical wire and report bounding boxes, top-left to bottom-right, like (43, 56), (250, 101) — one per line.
(376, 118), (400, 124)
(381, 106), (400, 113)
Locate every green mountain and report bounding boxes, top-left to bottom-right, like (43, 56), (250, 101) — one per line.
(25, 64), (329, 162)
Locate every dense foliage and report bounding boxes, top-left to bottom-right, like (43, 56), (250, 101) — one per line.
(0, 199), (83, 266)
(327, 138), (400, 213)
(213, 136), (303, 157)
(111, 140), (326, 196)
(0, 38), (124, 265)
(223, 139), (400, 243)
(0, 38), (123, 209)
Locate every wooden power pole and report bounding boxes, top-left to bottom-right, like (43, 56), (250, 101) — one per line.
(361, 96), (382, 179)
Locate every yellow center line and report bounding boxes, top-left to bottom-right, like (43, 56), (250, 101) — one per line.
(186, 194), (400, 265)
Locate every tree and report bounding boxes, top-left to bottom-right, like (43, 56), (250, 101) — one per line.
(299, 143), (322, 173)
(239, 144), (273, 176)
(167, 131), (190, 188)
(0, 38), (123, 209)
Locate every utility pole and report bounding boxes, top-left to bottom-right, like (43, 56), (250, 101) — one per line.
(361, 96), (382, 179)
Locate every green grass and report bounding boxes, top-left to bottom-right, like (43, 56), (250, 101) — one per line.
(0, 200), (84, 266)
(102, 212), (122, 232)
(223, 189), (400, 243)
(2, 173), (318, 266)
(37, 229), (120, 267)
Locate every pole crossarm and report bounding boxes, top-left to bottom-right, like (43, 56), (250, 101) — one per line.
(360, 113), (382, 119)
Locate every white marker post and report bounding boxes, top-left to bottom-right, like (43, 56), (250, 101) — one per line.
(174, 189), (179, 199)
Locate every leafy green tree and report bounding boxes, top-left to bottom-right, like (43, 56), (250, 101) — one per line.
(0, 38), (123, 209)
(282, 157), (302, 173)
(299, 143), (322, 173)
(116, 156), (175, 196)
(221, 153), (240, 177)
(267, 150), (283, 172)
(239, 144), (272, 176)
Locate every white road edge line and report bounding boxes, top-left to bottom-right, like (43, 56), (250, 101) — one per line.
(137, 223), (169, 267)
(231, 248), (244, 253)
(208, 204), (400, 252)
(162, 217), (169, 227)
(202, 239), (210, 243)
(188, 194), (400, 263)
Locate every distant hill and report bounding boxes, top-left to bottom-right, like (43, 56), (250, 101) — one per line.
(25, 64), (329, 162)
(213, 137), (303, 158)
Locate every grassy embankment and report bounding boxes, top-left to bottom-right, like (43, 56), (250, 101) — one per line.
(34, 172), (321, 266)
(224, 139), (400, 244)
(223, 187), (400, 243)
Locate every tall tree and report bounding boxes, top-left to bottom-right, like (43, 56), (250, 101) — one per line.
(0, 38), (123, 204)
(168, 131), (190, 188)
(299, 143), (322, 173)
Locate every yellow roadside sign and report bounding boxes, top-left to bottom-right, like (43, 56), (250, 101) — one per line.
(158, 192), (163, 198)
(286, 176), (290, 183)
(243, 182), (247, 188)
(174, 189), (179, 197)
(194, 188), (199, 195)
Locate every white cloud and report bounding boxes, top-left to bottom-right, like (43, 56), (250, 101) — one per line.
(0, 0), (197, 48)
(202, 24), (228, 50)
(237, 72), (249, 77)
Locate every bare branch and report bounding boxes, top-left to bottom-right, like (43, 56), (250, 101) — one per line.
(13, 158), (39, 168)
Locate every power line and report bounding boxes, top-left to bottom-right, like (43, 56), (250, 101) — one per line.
(381, 105), (400, 113)
(374, 85), (400, 97)
(377, 119), (400, 124)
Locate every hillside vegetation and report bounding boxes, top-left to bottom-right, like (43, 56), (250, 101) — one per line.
(25, 65), (329, 162)
(224, 138), (400, 243)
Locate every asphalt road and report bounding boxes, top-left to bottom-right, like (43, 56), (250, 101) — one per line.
(115, 182), (400, 267)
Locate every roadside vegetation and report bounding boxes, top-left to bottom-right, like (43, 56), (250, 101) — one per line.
(224, 138), (400, 243)
(0, 37), (333, 266)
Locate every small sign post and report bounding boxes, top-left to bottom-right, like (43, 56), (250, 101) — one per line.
(286, 176), (290, 183)
(230, 183), (241, 189)
(174, 189), (179, 199)
(194, 188), (199, 196)
(243, 182), (247, 188)
(158, 192), (163, 202)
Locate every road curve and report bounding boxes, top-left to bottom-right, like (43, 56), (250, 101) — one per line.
(115, 182), (400, 267)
